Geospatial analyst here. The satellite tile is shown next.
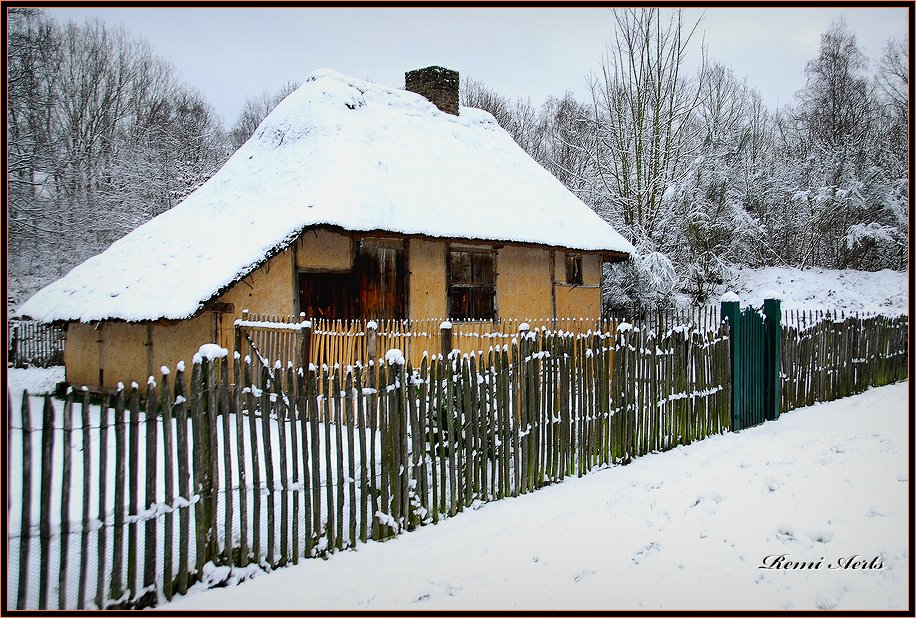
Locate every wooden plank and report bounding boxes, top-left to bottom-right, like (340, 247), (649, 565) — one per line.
(417, 356), (431, 520)
(206, 359), (221, 563)
(174, 366), (191, 595)
(377, 363), (391, 537)
(346, 370), (357, 547)
(221, 358), (236, 565)
(308, 368), (322, 547)
(427, 357), (440, 523)
(16, 391), (32, 610)
(190, 361), (206, 578)
(127, 385), (140, 602)
(95, 393), (110, 609)
(141, 380), (158, 607)
(286, 365), (299, 564)
(334, 367), (345, 550)
(245, 361), (261, 567)
(159, 370), (175, 601)
(58, 393), (73, 609)
(323, 368), (335, 548)
(510, 340), (521, 494)
(444, 355), (458, 515)
(467, 354), (481, 502)
(260, 365), (276, 567)
(110, 388), (126, 605)
(276, 367), (290, 567)
(355, 364), (369, 543)
(77, 388), (91, 609)
(435, 356), (447, 519)
(460, 357), (473, 507)
(296, 369), (312, 558)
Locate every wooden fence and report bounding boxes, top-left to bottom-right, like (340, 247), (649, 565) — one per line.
(235, 312), (609, 372)
(780, 311), (908, 412)
(8, 318), (65, 368)
(8, 316), (730, 609)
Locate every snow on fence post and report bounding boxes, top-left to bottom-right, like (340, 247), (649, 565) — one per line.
(439, 320), (452, 357)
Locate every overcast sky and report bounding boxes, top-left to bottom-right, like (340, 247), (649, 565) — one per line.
(46, 6), (908, 128)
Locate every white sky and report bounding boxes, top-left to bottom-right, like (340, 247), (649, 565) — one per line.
(46, 7), (908, 128)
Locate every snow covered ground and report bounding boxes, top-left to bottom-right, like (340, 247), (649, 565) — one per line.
(714, 266), (908, 315)
(158, 381), (909, 611)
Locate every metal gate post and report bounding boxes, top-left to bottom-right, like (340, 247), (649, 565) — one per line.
(763, 298), (781, 421)
(720, 299), (742, 431)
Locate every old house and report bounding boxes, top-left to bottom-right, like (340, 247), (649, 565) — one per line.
(19, 67), (634, 389)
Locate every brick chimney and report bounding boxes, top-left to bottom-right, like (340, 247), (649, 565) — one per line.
(405, 66), (459, 116)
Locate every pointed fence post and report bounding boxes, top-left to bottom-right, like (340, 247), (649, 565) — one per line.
(720, 294), (741, 431)
(763, 298), (781, 422)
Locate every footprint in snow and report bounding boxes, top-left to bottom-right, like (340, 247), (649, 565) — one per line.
(573, 568), (597, 583)
(775, 526), (796, 544)
(631, 542), (661, 565)
(866, 508), (886, 518)
(689, 492), (724, 510)
(411, 581), (462, 602)
(807, 529), (834, 544)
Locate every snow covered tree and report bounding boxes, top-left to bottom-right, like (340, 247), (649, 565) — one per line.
(6, 10), (229, 310)
(771, 21), (906, 271)
(228, 81), (300, 150)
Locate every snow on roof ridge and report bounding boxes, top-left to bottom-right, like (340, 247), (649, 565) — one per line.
(20, 68), (634, 323)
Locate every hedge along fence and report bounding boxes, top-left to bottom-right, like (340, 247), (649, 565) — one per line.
(780, 311), (908, 413)
(8, 316), (730, 609)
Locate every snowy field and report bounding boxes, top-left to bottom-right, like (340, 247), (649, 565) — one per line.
(714, 266), (908, 315)
(158, 381), (909, 611)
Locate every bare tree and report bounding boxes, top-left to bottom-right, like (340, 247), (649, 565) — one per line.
(7, 10), (229, 310)
(228, 81), (300, 150)
(586, 8), (707, 250)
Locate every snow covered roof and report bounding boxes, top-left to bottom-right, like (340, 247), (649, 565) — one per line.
(20, 68), (634, 323)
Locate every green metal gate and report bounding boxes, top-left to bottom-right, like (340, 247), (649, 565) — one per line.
(721, 298), (781, 431)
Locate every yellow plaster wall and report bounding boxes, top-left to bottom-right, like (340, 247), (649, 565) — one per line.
(554, 286), (601, 319)
(495, 245), (553, 320)
(64, 249), (296, 390)
(408, 238), (446, 319)
(296, 228), (352, 270)
(64, 323), (101, 388)
(220, 248), (296, 317)
(553, 252), (603, 319)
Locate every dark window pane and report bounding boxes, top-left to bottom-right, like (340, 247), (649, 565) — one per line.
(472, 251), (494, 285)
(565, 254), (582, 285)
(448, 248), (496, 320)
(450, 250), (472, 284)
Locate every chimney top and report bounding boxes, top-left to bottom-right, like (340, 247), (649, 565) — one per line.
(405, 66), (459, 116)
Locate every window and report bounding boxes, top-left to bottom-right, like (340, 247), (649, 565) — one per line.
(565, 253), (583, 285)
(298, 237), (406, 320)
(448, 248), (496, 320)
(299, 271), (358, 319)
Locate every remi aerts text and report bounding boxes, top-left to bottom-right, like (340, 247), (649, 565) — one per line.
(759, 555), (884, 570)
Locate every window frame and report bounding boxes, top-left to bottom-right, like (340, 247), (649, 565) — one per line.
(446, 244), (497, 321)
